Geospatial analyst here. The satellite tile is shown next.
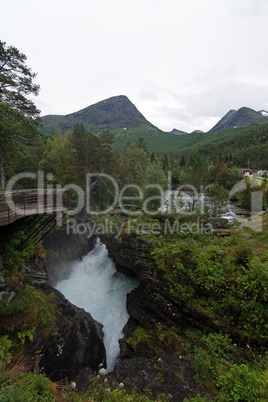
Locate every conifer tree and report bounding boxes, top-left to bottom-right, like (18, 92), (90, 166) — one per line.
(0, 41), (40, 188)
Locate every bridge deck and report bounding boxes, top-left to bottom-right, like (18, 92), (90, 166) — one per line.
(0, 189), (70, 227)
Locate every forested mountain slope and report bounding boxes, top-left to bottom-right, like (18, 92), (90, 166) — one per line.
(40, 95), (159, 135)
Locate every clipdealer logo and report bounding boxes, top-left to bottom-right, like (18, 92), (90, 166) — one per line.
(5, 170), (264, 235)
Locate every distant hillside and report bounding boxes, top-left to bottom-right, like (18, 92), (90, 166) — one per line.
(40, 95), (159, 135)
(170, 128), (188, 135)
(189, 122), (268, 170)
(191, 130), (204, 134)
(39, 96), (268, 165)
(169, 129), (204, 135)
(111, 121), (268, 171)
(209, 107), (268, 132)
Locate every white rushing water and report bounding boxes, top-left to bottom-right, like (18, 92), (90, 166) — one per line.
(55, 238), (139, 373)
(160, 190), (235, 222)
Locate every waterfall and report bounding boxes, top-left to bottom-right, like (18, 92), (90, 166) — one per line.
(55, 238), (139, 373)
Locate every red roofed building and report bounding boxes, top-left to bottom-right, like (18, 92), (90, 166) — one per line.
(239, 168), (253, 177)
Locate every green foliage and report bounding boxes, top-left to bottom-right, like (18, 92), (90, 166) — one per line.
(0, 292), (30, 316)
(183, 395), (208, 402)
(0, 41), (40, 111)
(17, 328), (35, 344)
(110, 120), (268, 175)
(193, 347), (213, 381)
(209, 160), (229, 186)
(205, 183), (228, 216)
(202, 332), (234, 357)
(190, 328), (268, 401)
(127, 326), (150, 350)
(225, 168), (242, 190)
(0, 336), (12, 364)
(150, 231), (268, 342)
(144, 158), (167, 211)
(0, 41), (41, 186)
(0, 372), (54, 401)
(217, 364), (267, 401)
(186, 153), (209, 190)
(39, 129), (76, 185)
(0, 284), (56, 349)
(231, 238), (254, 264)
(4, 230), (35, 267)
(120, 146), (150, 188)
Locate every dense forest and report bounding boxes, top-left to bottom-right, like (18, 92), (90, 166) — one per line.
(0, 41), (268, 401)
(2, 120), (267, 214)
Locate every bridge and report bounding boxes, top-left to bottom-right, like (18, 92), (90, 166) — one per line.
(0, 189), (70, 227)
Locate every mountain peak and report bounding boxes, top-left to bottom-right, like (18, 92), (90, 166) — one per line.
(258, 109), (268, 117)
(209, 106), (268, 132)
(40, 95), (156, 135)
(170, 128), (188, 135)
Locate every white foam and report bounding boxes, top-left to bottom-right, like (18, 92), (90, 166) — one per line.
(56, 238), (139, 372)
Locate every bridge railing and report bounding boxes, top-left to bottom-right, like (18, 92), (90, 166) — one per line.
(0, 189), (70, 227)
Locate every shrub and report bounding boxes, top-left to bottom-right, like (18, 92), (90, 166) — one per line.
(203, 332), (234, 357)
(217, 363), (267, 401)
(231, 240), (254, 265)
(0, 284), (55, 345)
(0, 372), (54, 401)
(193, 347), (212, 381)
(0, 336), (12, 364)
(4, 231), (35, 267)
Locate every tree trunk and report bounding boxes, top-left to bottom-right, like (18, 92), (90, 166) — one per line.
(0, 155), (5, 189)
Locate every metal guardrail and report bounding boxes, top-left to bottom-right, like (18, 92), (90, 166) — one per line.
(0, 189), (70, 227)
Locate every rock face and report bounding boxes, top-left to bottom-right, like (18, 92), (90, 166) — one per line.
(0, 227), (106, 383)
(22, 255), (49, 286)
(42, 226), (96, 285)
(0, 258), (6, 290)
(30, 284), (106, 381)
(209, 106), (268, 132)
(33, 228), (106, 381)
(99, 233), (213, 400)
(99, 233), (216, 334)
(107, 356), (201, 401)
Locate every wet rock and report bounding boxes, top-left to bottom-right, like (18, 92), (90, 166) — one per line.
(0, 291), (15, 302)
(107, 356), (207, 401)
(0, 258), (5, 290)
(208, 217), (225, 228)
(99, 233), (157, 280)
(76, 366), (94, 390)
(100, 233), (217, 335)
(30, 284), (106, 381)
(43, 224), (96, 285)
(22, 255), (48, 286)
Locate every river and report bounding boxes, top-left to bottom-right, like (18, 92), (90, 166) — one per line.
(55, 238), (139, 373)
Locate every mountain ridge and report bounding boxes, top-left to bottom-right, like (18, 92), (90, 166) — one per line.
(40, 95), (159, 135)
(209, 107), (268, 132)
(40, 95), (268, 144)
(171, 107), (268, 134)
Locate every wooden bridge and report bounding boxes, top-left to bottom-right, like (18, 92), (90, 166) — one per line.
(0, 189), (70, 227)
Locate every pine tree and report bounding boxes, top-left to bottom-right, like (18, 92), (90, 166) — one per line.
(0, 41), (40, 188)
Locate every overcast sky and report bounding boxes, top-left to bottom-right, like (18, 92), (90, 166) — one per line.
(1, 0), (268, 132)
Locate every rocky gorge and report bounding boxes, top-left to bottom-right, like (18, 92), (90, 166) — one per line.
(39, 224), (209, 399)
(1, 213), (267, 401)
(0, 226), (106, 384)
(38, 226), (206, 399)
